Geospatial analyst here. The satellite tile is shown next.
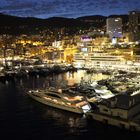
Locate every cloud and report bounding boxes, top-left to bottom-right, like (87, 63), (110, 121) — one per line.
(0, 0), (139, 18)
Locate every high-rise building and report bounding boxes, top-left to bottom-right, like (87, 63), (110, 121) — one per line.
(129, 11), (140, 42)
(106, 17), (122, 40)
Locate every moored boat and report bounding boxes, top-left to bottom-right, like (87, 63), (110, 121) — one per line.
(27, 88), (91, 114)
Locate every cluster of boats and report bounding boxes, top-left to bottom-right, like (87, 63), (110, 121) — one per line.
(0, 64), (77, 82)
(29, 71), (139, 114)
(27, 71), (140, 131)
(27, 80), (115, 114)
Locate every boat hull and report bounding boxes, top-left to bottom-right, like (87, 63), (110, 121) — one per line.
(27, 92), (84, 114)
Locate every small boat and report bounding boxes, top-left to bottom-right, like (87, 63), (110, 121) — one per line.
(27, 88), (91, 114)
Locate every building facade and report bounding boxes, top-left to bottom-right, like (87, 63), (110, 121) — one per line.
(129, 11), (140, 42)
(106, 18), (122, 40)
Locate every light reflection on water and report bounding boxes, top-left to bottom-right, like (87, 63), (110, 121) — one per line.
(17, 70), (109, 135)
(29, 101), (88, 136)
(19, 70), (109, 90)
(13, 70), (109, 136)
(65, 70), (109, 86)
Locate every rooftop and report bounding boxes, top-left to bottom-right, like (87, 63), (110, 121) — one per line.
(100, 94), (140, 110)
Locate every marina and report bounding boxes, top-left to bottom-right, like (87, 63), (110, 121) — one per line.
(1, 66), (140, 131)
(25, 68), (140, 131)
(0, 1), (140, 139)
(1, 69), (140, 139)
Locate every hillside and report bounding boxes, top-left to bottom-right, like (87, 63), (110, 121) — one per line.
(0, 13), (129, 35)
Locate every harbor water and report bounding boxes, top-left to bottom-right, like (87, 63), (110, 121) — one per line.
(0, 70), (140, 140)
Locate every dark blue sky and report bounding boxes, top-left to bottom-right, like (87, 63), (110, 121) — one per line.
(0, 0), (139, 18)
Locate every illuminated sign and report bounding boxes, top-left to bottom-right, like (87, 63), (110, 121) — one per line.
(81, 36), (92, 42)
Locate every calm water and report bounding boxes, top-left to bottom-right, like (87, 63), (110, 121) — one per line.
(0, 70), (140, 140)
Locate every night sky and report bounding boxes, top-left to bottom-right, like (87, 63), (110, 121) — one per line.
(0, 0), (140, 18)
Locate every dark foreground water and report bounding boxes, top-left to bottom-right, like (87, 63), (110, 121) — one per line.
(0, 70), (140, 140)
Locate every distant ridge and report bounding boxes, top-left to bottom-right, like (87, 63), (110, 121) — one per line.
(77, 15), (107, 20)
(0, 13), (129, 35)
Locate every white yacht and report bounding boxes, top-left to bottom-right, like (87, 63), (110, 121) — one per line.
(27, 88), (91, 114)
